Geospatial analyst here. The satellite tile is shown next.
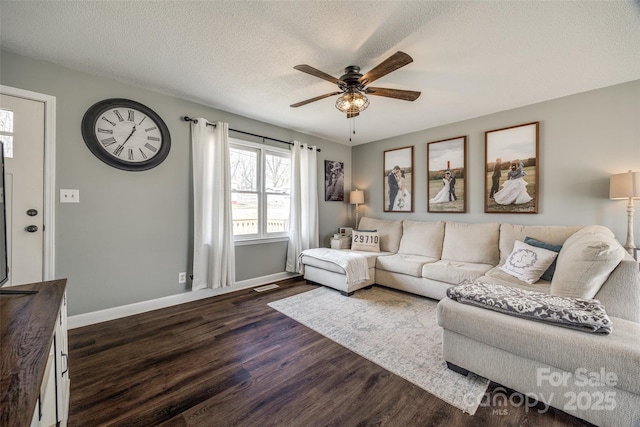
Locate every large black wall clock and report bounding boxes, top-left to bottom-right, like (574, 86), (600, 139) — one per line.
(81, 98), (171, 171)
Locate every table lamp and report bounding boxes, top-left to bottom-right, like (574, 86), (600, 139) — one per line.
(610, 170), (640, 258)
(350, 189), (364, 229)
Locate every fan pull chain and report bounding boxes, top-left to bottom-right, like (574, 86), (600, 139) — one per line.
(349, 117), (356, 142)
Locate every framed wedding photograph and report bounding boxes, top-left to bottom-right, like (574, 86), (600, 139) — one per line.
(427, 136), (466, 213)
(383, 146), (414, 212)
(324, 160), (344, 201)
(485, 122), (539, 214)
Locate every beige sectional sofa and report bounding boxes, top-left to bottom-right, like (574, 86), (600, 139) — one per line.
(299, 217), (640, 426)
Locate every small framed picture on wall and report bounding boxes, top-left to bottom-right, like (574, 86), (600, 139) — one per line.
(383, 146), (414, 212)
(427, 136), (467, 213)
(324, 160), (344, 201)
(485, 121), (539, 213)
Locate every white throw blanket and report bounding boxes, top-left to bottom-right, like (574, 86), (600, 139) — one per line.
(299, 248), (369, 285)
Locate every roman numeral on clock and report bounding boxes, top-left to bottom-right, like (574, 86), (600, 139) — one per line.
(145, 126), (157, 132)
(97, 128), (113, 134)
(139, 148), (148, 159)
(144, 142), (157, 152)
(128, 148), (134, 161)
(147, 136), (160, 142)
(113, 144), (125, 156)
(100, 137), (117, 147)
(101, 116), (116, 127)
(114, 110), (124, 122)
(127, 110), (134, 122)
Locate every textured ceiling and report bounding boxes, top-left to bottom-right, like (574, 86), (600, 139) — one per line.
(1, 1), (639, 145)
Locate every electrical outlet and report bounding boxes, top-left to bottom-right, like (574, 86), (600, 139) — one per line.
(178, 272), (187, 284)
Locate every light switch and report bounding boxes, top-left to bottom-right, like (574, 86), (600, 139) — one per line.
(60, 189), (80, 203)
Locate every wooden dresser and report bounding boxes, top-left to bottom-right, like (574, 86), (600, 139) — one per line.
(0, 279), (69, 427)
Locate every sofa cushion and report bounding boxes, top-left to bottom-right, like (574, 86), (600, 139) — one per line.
(499, 224), (580, 265)
(358, 217), (403, 253)
(397, 220), (445, 258)
(499, 240), (558, 284)
(422, 260), (493, 285)
(441, 222), (500, 265)
(551, 225), (626, 299)
(481, 267), (552, 293)
(301, 249), (383, 274)
(351, 230), (380, 252)
(376, 254), (437, 277)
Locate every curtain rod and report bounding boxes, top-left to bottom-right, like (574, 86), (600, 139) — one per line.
(182, 116), (321, 152)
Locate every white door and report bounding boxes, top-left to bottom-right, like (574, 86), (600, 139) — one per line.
(0, 93), (45, 285)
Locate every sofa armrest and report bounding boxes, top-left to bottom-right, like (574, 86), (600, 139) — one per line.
(594, 254), (640, 323)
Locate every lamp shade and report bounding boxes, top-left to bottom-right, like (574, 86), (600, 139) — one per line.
(350, 189), (364, 204)
(610, 171), (640, 199)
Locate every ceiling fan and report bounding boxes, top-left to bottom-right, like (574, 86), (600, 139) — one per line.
(290, 51), (421, 118)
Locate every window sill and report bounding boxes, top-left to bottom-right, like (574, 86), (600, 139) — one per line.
(234, 236), (289, 246)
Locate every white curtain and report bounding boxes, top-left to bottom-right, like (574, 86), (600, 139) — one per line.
(191, 120), (235, 290)
(286, 140), (319, 272)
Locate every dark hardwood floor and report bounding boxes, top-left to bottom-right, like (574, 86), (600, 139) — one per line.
(68, 279), (591, 426)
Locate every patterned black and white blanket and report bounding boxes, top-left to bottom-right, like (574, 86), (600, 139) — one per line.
(446, 281), (612, 334)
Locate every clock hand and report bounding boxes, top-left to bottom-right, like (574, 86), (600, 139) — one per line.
(122, 125), (137, 145)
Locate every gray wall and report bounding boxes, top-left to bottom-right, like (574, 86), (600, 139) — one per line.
(4, 48), (637, 316)
(353, 80), (640, 245)
(1, 50), (352, 315)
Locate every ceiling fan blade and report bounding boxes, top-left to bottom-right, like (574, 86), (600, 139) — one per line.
(359, 51), (414, 85)
(290, 91), (342, 108)
(365, 87), (421, 101)
(294, 65), (345, 86)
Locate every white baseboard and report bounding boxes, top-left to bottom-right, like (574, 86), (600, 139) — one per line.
(68, 272), (301, 329)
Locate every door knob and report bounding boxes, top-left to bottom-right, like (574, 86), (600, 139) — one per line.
(25, 225), (38, 233)
(27, 209), (38, 216)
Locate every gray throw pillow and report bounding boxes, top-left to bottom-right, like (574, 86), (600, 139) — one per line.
(524, 236), (562, 281)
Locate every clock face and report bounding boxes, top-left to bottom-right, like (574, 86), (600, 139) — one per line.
(82, 99), (171, 171)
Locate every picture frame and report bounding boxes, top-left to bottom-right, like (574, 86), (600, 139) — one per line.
(484, 122), (539, 214)
(324, 160), (344, 201)
(427, 136), (467, 213)
(383, 146), (414, 212)
(338, 227), (352, 236)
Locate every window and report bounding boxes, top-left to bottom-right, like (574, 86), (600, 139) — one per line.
(0, 109), (14, 158)
(230, 139), (290, 241)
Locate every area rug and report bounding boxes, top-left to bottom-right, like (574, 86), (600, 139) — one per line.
(268, 286), (489, 414)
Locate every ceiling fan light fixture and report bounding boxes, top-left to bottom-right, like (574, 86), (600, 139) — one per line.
(335, 90), (369, 114)
(292, 52), (419, 116)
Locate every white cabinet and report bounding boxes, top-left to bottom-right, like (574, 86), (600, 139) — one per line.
(31, 294), (69, 427)
(55, 293), (70, 426)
